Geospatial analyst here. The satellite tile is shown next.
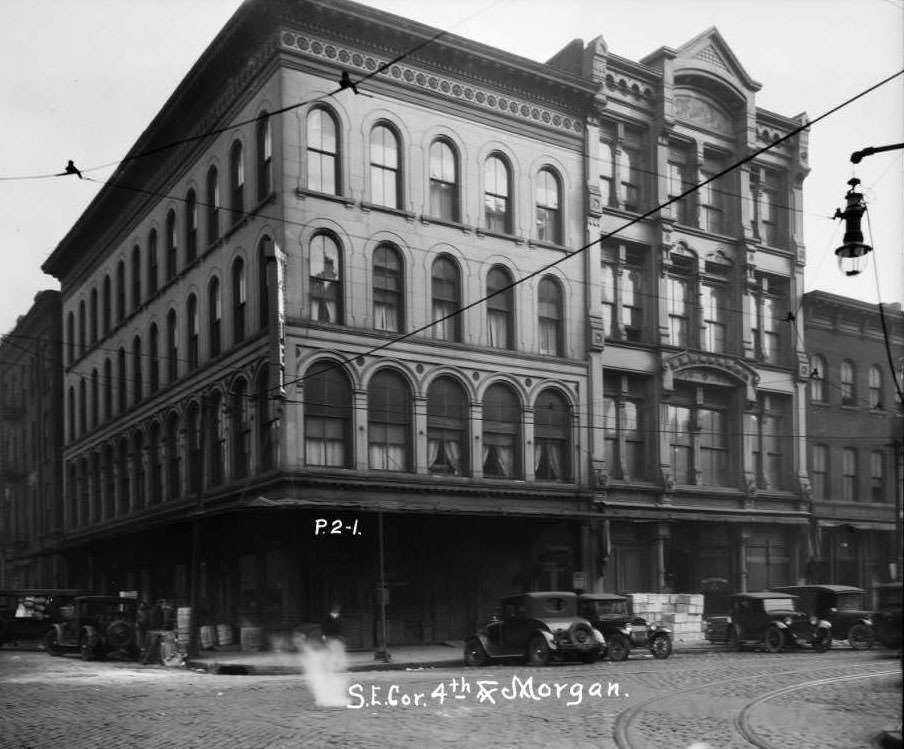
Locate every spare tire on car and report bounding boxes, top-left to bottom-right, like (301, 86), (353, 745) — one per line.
(106, 620), (133, 650)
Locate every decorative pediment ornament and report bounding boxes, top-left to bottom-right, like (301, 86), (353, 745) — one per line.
(661, 351), (759, 405)
(673, 93), (731, 135)
(694, 44), (729, 73)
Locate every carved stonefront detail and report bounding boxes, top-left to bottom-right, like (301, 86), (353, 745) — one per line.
(280, 32), (583, 136)
(673, 93), (731, 135)
(694, 44), (730, 73)
(587, 315), (605, 352)
(587, 184), (603, 218)
(661, 350), (760, 405)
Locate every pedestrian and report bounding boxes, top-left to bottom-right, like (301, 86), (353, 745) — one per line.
(321, 602), (344, 645)
(141, 599), (164, 665)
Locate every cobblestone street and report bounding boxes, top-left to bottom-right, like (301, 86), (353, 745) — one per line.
(0, 646), (900, 748)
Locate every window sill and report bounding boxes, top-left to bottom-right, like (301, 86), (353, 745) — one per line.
(419, 215), (470, 232)
(475, 228), (525, 244)
(294, 187), (355, 207)
(528, 238), (568, 252)
(360, 201), (415, 220)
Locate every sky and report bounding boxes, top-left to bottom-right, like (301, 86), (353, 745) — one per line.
(1, 0), (902, 337)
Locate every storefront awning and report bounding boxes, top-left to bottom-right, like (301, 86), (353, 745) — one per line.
(603, 504), (809, 525)
(816, 520), (895, 532)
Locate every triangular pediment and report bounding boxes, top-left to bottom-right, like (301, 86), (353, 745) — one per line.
(673, 27), (761, 96)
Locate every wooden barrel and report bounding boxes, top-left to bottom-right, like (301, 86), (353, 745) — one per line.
(176, 607), (192, 633)
(240, 626), (262, 652)
(216, 624), (233, 646)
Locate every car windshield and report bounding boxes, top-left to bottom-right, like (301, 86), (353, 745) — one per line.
(835, 592), (864, 611)
(589, 600), (627, 616)
(540, 597), (574, 616)
(762, 597), (797, 613)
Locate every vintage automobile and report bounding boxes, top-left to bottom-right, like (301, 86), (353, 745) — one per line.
(464, 591), (605, 667)
(770, 584), (875, 649)
(704, 592), (832, 652)
(43, 595), (140, 660)
(871, 582), (902, 650)
(577, 593), (672, 660)
(0, 589), (89, 647)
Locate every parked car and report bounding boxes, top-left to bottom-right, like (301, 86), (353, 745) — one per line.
(0, 589), (89, 647)
(770, 584), (874, 649)
(577, 593), (672, 660)
(464, 591), (605, 667)
(704, 592), (832, 652)
(871, 582), (902, 650)
(43, 595), (140, 660)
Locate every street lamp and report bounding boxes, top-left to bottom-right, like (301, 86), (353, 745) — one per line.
(833, 178), (872, 277)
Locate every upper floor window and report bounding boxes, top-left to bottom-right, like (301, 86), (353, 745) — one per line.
(370, 124), (400, 209)
(429, 139), (458, 221)
(147, 229), (159, 296)
(102, 275), (112, 334)
(67, 311), (75, 365)
(187, 294), (199, 371)
(600, 121), (647, 212)
(868, 365), (882, 409)
(304, 361), (353, 468)
(871, 450), (885, 502)
(841, 447), (857, 501)
(667, 141), (695, 225)
(482, 382), (521, 479)
(149, 323), (159, 393)
(748, 394), (790, 490)
(166, 309), (178, 383)
(431, 256), (461, 342)
(117, 347), (127, 413)
(230, 140), (244, 221)
(486, 266), (514, 350)
(232, 378), (250, 480)
(256, 111), (272, 202)
(701, 260), (732, 354)
(257, 371), (274, 473)
(116, 260), (126, 322)
(309, 234), (342, 324)
(811, 444), (828, 498)
(750, 272), (788, 364)
(535, 168), (562, 244)
(232, 257), (246, 344)
(306, 108), (338, 195)
(373, 244), (403, 333)
(666, 250), (696, 348)
(207, 166), (221, 244)
(668, 383), (733, 487)
(166, 210), (178, 281)
(368, 369), (411, 471)
(534, 389), (571, 482)
(185, 189), (198, 264)
(809, 355), (827, 402)
(701, 150), (729, 234)
(90, 369), (99, 428)
(484, 154), (511, 234)
(538, 277), (563, 357)
(840, 360), (856, 406)
(751, 166), (786, 246)
(89, 288), (98, 344)
(208, 392), (224, 487)
(258, 237), (270, 331)
(78, 301), (86, 356)
(427, 376), (468, 476)
(187, 401), (202, 495)
(603, 373), (648, 481)
(103, 358), (112, 421)
(208, 277), (222, 358)
(131, 245), (141, 312)
(132, 336), (142, 404)
(601, 242), (647, 343)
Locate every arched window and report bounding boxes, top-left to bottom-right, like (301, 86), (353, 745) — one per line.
(147, 229), (159, 296)
(482, 383), (521, 479)
(427, 376), (468, 475)
(373, 244), (403, 333)
(207, 166), (221, 244)
(103, 358), (112, 421)
(370, 124), (400, 208)
(232, 257), (246, 343)
(256, 111), (272, 202)
(534, 389), (571, 481)
(118, 437), (130, 515)
(102, 274), (112, 334)
(149, 422), (161, 505)
(305, 361), (352, 467)
(186, 294), (199, 371)
(149, 323), (159, 393)
(166, 209), (178, 281)
(133, 430), (145, 511)
(78, 377), (87, 436)
(185, 189), (198, 263)
(871, 450), (885, 502)
(538, 277), (563, 356)
(90, 368), (99, 428)
(842, 447), (857, 501)
(257, 370), (274, 472)
(67, 311), (75, 365)
(429, 139), (458, 220)
(431, 256), (461, 342)
(67, 386), (75, 442)
(811, 444), (828, 498)
(487, 266), (514, 349)
(117, 347), (127, 413)
(166, 412), (180, 500)
(78, 300), (86, 356)
(868, 365), (883, 409)
(209, 277), (222, 357)
(536, 168), (562, 244)
(306, 108), (339, 194)
(368, 369), (411, 471)
(230, 140), (244, 222)
(167, 309), (178, 383)
(208, 391), (224, 487)
(131, 244), (141, 311)
(484, 154), (511, 233)
(91, 451), (102, 523)
(104, 444), (115, 517)
(232, 378), (250, 479)
(840, 360), (856, 406)
(116, 260), (126, 322)
(132, 335), (142, 404)
(809, 354), (826, 402)
(89, 288), (98, 344)
(187, 401), (202, 495)
(309, 234), (342, 324)
(258, 237), (271, 331)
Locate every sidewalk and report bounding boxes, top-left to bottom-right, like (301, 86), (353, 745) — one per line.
(185, 637), (720, 675)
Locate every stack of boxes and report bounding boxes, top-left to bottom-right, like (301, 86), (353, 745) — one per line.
(628, 593), (706, 642)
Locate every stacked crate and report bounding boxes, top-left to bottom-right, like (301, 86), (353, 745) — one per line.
(627, 593), (706, 642)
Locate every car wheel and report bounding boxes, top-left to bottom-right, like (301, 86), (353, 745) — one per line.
(607, 633), (630, 662)
(526, 635), (551, 667)
(727, 627), (742, 651)
(43, 629), (64, 656)
(464, 638), (489, 667)
(650, 634), (672, 659)
(764, 626), (785, 653)
(847, 623), (875, 650)
(106, 620), (133, 651)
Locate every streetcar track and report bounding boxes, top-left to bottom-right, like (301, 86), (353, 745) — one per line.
(734, 669), (900, 749)
(612, 659), (891, 749)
